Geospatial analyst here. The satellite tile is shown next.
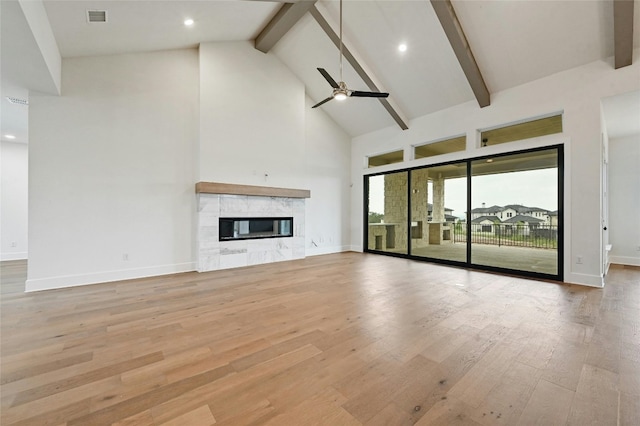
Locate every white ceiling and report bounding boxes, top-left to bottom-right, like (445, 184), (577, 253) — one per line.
(2, 0), (640, 143)
(42, 1), (282, 58)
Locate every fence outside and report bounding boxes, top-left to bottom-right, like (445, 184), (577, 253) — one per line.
(453, 223), (558, 249)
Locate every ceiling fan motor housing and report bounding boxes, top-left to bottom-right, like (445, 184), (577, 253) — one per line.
(333, 81), (349, 100)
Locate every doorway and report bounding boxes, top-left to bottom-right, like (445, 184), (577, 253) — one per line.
(601, 90), (640, 271)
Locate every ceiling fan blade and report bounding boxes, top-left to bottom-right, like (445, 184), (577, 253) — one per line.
(350, 91), (389, 98)
(312, 96), (334, 108)
(317, 68), (339, 89)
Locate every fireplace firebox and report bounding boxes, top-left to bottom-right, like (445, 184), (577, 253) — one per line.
(219, 217), (293, 241)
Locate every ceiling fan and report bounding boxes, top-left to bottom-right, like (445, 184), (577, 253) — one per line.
(311, 0), (389, 109)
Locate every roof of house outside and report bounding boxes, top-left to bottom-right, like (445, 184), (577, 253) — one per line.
(471, 204), (550, 214)
(427, 203), (454, 213)
(470, 205), (503, 214)
(503, 204), (548, 213)
(503, 215), (545, 223)
(471, 215), (501, 223)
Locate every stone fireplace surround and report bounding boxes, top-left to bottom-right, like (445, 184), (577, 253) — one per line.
(196, 182), (310, 272)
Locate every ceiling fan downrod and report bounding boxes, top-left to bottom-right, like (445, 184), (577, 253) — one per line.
(310, 0), (390, 109)
(339, 0), (343, 83)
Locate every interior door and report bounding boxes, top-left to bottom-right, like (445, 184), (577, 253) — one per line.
(602, 134), (610, 276)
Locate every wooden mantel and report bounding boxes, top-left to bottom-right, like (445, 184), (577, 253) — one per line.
(195, 182), (310, 199)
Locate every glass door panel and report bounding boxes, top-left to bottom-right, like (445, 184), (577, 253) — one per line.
(470, 148), (559, 275)
(367, 171), (408, 255)
(410, 163), (467, 262)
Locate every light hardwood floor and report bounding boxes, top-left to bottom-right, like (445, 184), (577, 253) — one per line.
(1, 254), (639, 425)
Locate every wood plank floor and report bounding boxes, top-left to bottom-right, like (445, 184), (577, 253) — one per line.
(1, 253), (639, 425)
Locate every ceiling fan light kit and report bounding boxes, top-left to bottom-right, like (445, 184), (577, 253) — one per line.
(334, 91), (348, 101)
(312, 0), (389, 109)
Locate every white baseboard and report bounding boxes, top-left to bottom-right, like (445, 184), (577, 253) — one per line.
(563, 272), (604, 288)
(25, 262), (196, 292)
(1, 252), (28, 261)
(610, 256), (640, 267)
(306, 245), (352, 257)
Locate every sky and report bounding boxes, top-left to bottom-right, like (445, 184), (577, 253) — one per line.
(369, 168), (558, 218)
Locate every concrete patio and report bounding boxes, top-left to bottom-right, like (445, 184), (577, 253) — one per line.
(392, 242), (559, 275)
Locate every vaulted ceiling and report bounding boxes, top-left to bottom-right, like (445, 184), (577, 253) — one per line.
(2, 0), (640, 141)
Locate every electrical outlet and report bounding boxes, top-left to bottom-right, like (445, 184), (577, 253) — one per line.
(123, 253), (129, 261)
(10, 241), (17, 248)
(637, 245), (640, 251)
(576, 256), (583, 264)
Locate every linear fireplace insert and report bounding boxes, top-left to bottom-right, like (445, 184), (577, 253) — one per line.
(219, 217), (293, 241)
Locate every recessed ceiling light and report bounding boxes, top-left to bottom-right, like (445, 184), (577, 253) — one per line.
(4, 134), (16, 140)
(398, 43), (407, 52)
(184, 18), (194, 26)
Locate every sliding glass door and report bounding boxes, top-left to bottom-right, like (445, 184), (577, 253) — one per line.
(410, 163), (467, 263)
(470, 148), (560, 275)
(365, 146), (562, 280)
(366, 171), (408, 255)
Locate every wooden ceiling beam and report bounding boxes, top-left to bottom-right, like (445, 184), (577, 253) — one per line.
(255, 1), (317, 53)
(309, 6), (409, 130)
(614, 0), (634, 69)
(430, 0), (490, 108)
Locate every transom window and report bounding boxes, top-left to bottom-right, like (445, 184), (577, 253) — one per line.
(367, 150), (404, 168)
(414, 135), (466, 159)
(481, 114), (562, 147)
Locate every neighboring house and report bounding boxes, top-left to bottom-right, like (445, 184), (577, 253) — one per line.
(471, 203), (553, 224)
(471, 215), (501, 232)
(549, 211), (559, 226)
(503, 215), (544, 224)
(500, 207), (518, 220)
(470, 204), (503, 220)
(427, 203), (458, 222)
(503, 204), (549, 221)
(471, 209), (550, 234)
(503, 215), (545, 235)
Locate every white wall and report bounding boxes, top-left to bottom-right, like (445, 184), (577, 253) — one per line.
(199, 41), (352, 256)
(351, 53), (640, 287)
(1, 141), (28, 260)
(303, 95), (352, 255)
(26, 42), (353, 290)
(199, 41), (305, 187)
(609, 133), (640, 266)
(27, 49), (199, 291)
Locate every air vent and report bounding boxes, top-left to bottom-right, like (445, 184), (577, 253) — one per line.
(6, 97), (28, 106)
(87, 10), (107, 23)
